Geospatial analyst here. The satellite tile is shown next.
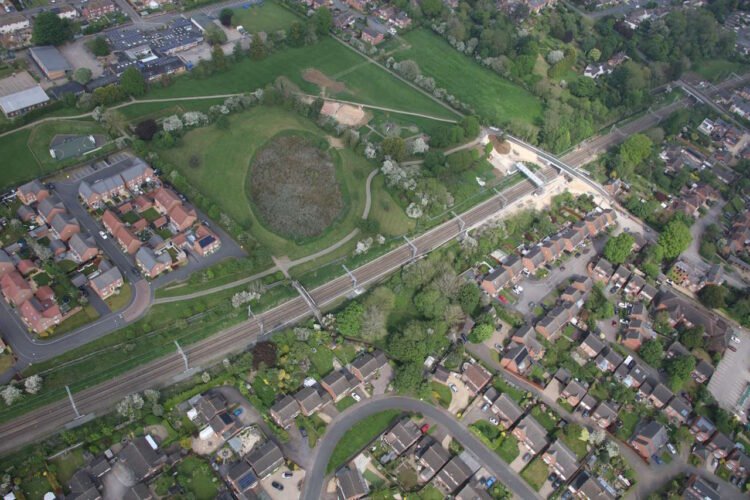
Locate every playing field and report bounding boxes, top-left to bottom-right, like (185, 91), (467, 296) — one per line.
(160, 106), (404, 259)
(147, 37), (458, 120)
(231, 1), (299, 33)
(392, 29), (543, 126)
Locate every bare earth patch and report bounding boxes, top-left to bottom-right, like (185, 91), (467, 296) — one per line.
(320, 101), (369, 127)
(248, 134), (344, 239)
(302, 68), (348, 93)
(489, 134), (511, 154)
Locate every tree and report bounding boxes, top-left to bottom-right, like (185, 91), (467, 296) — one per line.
(588, 47), (601, 61)
(134, 119), (158, 140)
(679, 326), (705, 350)
(211, 45), (228, 72)
(615, 133), (652, 179)
(249, 33), (266, 60)
(382, 137), (407, 161)
(420, 0), (443, 18)
(396, 59), (420, 81)
(603, 233), (635, 265)
(665, 355), (696, 391)
(288, 22), (306, 47)
(336, 302), (363, 337)
(658, 219), (692, 260)
(24, 375), (43, 395)
(639, 339), (664, 368)
(312, 7), (332, 36)
(205, 25), (228, 45)
(0, 385), (21, 406)
(393, 362), (425, 394)
(458, 283), (481, 315)
(460, 115), (481, 139)
(698, 284), (727, 309)
(120, 67), (146, 97)
(414, 289), (449, 320)
(219, 8), (233, 27)
(87, 36), (110, 56)
(468, 323), (494, 343)
(73, 67), (92, 85)
(33, 12), (72, 46)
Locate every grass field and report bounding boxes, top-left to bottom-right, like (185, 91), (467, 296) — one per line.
(231, 1), (299, 33)
(391, 29), (543, 126)
(327, 410), (401, 473)
(693, 59), (747, 83)
(161, 106), (402, 259)
(147, 37), (457, 120)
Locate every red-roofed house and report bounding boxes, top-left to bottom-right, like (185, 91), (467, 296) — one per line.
(193, 225), (221, 256)
(16, 259), (37, 276)
(168, 204), (197, 232)
(153, 188), (181, 215)
(16, 180), (49, 205)
(1, 271), (33, 306)
(18, 299), (61, 333)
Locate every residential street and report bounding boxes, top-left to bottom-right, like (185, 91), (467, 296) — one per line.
(299, 395), (542, 500)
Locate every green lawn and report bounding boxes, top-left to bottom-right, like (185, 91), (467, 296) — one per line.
(27, 120), (109, 172)
(0, 128), (37, 190)
(693, 59), (747, 83)
(105, 282), (132, 312)
(176, 456), (219, 499)
(309, 345), (334, 376)
(336, 396), (357, 411)
(49, 448), (85, 485)
(147, 37), (457, 120)
(496, 435), (519, 463)
(616, 412), (639, 441)
(521, 457), (549, 491)
(560, 429), (588, 460)
(161, 106), (406, 260)
(492, 377), (526, 403)
(327, 410), (402, 473)
(52, 305), (100, 336)
(369, 175), (416, 236)
(231, 1), (299, 33)
(430, 381), (452, 409)
(392, 29), (543, 126)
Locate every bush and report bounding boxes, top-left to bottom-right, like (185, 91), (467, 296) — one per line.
(134, 119), (159, 141)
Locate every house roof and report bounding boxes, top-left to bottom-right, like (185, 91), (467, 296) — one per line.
(484, 266), (511, 288)
(666, 396), (692, 420)
(227, 461), (256, 492)
(633, 421), (668, 453)
(136, 247), (170, 272)
(455, 481), (493, 500)
(351, 350), (388, 379)
(580, 332), (604, 356)
(91, 266), (122, 291)
(692, 416), (716, 434)
(50, 212), (78, 234)
(537, 305), (569, 334)
(694, 359), (714, 379)
(650, 383), (673, 403)
(435, 455), (473, 493)
(594, 258), (613, 276)
(631, 302), (646, 317)
(0, 85), (50, 115)
(492, 393), (523, 423)
(709, 432), (735, 452)
(270, 395), (299, 424)
(593, 401), (618, 422)
(383, 418), (421, 455)
(418, 439), (451, 475)
(545, 439), (579, 478)
(294, 386), (325, 414)
(29, 46), (72, 74)
(515, 415), (549, 452)
(462, 362), (491, 393)
(322, 369), (357, 398)
(247, 440), (283, 478)
(336, 466), (369, 498)
(117, 437), (163, 481)
(563, 379), (587, 400)
(684, 475), (721, 500)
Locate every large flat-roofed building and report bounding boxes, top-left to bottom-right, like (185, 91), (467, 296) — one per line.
(0, 84), (50, 118)
(29, 46), (72, 80)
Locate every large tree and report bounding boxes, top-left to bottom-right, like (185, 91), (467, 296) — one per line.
(120, 67), (146, 97)
(658, 219), (692, 260)
(615, 133), (652, 179)
(665, 354), (696, 391)
(639, 339), (664, 368)
(33, 12), (72, 46)
(698, 284), (727, 309)
(603, 233), (635, 265)
(312, 7), (332, 36)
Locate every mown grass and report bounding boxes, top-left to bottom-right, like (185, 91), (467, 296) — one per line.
(147, 37), (457, 120)
(326, 410), (401, 473)
(521, 456), (548, 491)
(231, 1), (299, 33)
(392, 29), (543, 126)
(27, 120), (109, 172)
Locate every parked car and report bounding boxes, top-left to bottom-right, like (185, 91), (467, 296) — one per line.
(271, 482), (284, 491)
(352, 392), (361, 402)
(282, 471), (293, 478)
(99, 230), (108, 240)
(449, 384), (458, 393)
(731, 335), (741, 344)
(489, 416), (498, 425)
(667, 443), (677, 455)
(421, 424), (430, 434)
(523, 453), (532, 462)
(498, 294), (508, 304)
(233, 408), (243, 416)
(482, 403), (490, 412)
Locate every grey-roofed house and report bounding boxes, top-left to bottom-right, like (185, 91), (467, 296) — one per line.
(592, 258), (614, 282)
(417, 439), (451, 481)
(568, 471), (616, 500)
(294, 386), (327, 416)
(630, 421), (668, 460)
(499, 343), (530, 374)
(578, 393), (597, 412)
(639, 283), (658, 303)
(491, 393), (523, 429)
(664, 396), (692, 425)
(481, 266), (511, 295)
(246, 440), (284, 479)
(455, 481), (493, 500)
(691, 416), (717, 443)
(89, 266), (123, 300)
(542, 440), (580, 480)
(433, 455), (473, 494)
(269, 395), (299, 429)
(707, 432), (735, 459)
(29, 46), (72, 80)
(383, 418), (421, 455)
(226, 461), (257, 497)
(48, 81), (85, 100)
(611, 266), (631, 286)
(535, 305), (571, 339)
(321, 369), (358, 402)
(136, 247), (171, 279)
(592, 401), (618, 429)
(578, 332), (605, 358)
(512, 415), (549, 454)
(647, 383), (673, 409)
(68, 232), (98, 263)
(595, 347), (623, 373)
(350, 350), (388, 382)
(336, 466), (369, 500)
(117, 437), (166, 481)
(692, 360), (714, 384)
(0, 85), (50, 118)
(683, 474), (721, 500)
(561, 379), (588, 407)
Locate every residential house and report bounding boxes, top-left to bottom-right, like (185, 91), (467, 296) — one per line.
(690, 416), (717, 443)
(168, 204), (197, 232)
(490, 393), (523, 430)
(18, 298), (61, 333)
(119, 160), (154, 191)
(570, 276), (593, 292)
(647, 383), (673, 409)
(136, 247), (171, 278)
(269, 395), (300, 429)
(153, 187), (181, 215)
(561, 227), (586, 252)
(78, 176), (126, 208)
(16, 205), (35, 223)
(68, 233), (98, 263)
(361, 27), (384, 45)
(433, 455), (473, 495)
(0, 13), (30, 35)
(568, 471), (616, 500)
(610, 266), (631, 288)
(336, 466), (369, 500)
(692, 360), (714, 384)
(535, 305), (572, 339)
(706, 432), (734, 459)
(383, 418), (421, 456)
(321, 369), (358, 403)
(37, 194), (66, 223)
(455, 481), (493, 500)
(561, 379), (588, 407)
(83, 0), (117, 19)
(630, 302), (647, 321)
(591, 401), (618, 429)
(595, 348), (623, 373)
(226, 461), (257, 498)
(193, 225), (221, 257)
(620, 362), (648, 389)
(639, 283), (658, 304)
(511, 325), (545, 359)
(578, 332), (605, 359)
(541, 238), (563, 262)
(512, 415), (549, 455)
(500, 343), (530, 374)
(112, 224), (141, 255)
(117, 437), (166, 482)
(592, 258), (614, 282)
(667, 341), (690, 359)
(726, 449), (750, 479)
(522, 247), (546, 273)
(417, 439), (451, 482)
(629, 421), (668, 461)
(0, 250), (15, 278)
(461, 362), (492, 395)
(89, 266), (123, 300)
(16, 179), (49, 205)
(294, 386), (327, 416)
(481, 267), (511, 295)
(247, 440), (284, 479)
(502, 255), (524, 280)
(49, 213), (79, 242)
(664, 396), (692, 425)
(683, 474), (721, 500)
(624, 275), (646, 297)
(577, 394), (597, 413)
(350, 350), (388, 382)
(542, 440), (579, 481)
(1, 271), (33, 306)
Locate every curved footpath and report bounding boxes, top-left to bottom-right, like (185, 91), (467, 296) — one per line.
(300, 395), (541, 500)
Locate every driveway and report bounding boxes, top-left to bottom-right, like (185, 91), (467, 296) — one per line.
(299, 395), (543, 500)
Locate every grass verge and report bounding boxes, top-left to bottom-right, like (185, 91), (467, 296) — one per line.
(326, 410), (401, 473)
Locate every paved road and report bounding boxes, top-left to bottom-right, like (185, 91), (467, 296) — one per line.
(0, 167), (555, 454)
(299, 395), (541, 500)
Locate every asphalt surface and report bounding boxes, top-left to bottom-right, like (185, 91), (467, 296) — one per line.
(299, 395), (541, 500)
(0, 167), (555, 455)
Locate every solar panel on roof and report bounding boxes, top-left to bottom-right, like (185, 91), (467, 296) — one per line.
(238, 472), (256, 489)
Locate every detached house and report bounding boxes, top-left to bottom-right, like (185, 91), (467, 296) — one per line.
(1, 271), (33, 306)
(136, 247), (171, 278)
(591, 258), (614, 282)
(522, 247), (546, 273)
(89, 266), (123, 300)
(595, 347), (623, 373)
(561, 379), (588, 407)
(16, 179), (49, 205)
(591, 401), (618, 429)
(294, 386), (327, 416)
(691, 416), (717, 443)
(726, 449), (750, 479)
(706, 432), (734, 459)
(500, 343), (530, 374)
(350, 350), (388, 382)
(461, 362), (492, 395)
(247, 440), (284, 479)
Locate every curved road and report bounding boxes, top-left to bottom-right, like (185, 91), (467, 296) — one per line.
(300, 396), (541, 500)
